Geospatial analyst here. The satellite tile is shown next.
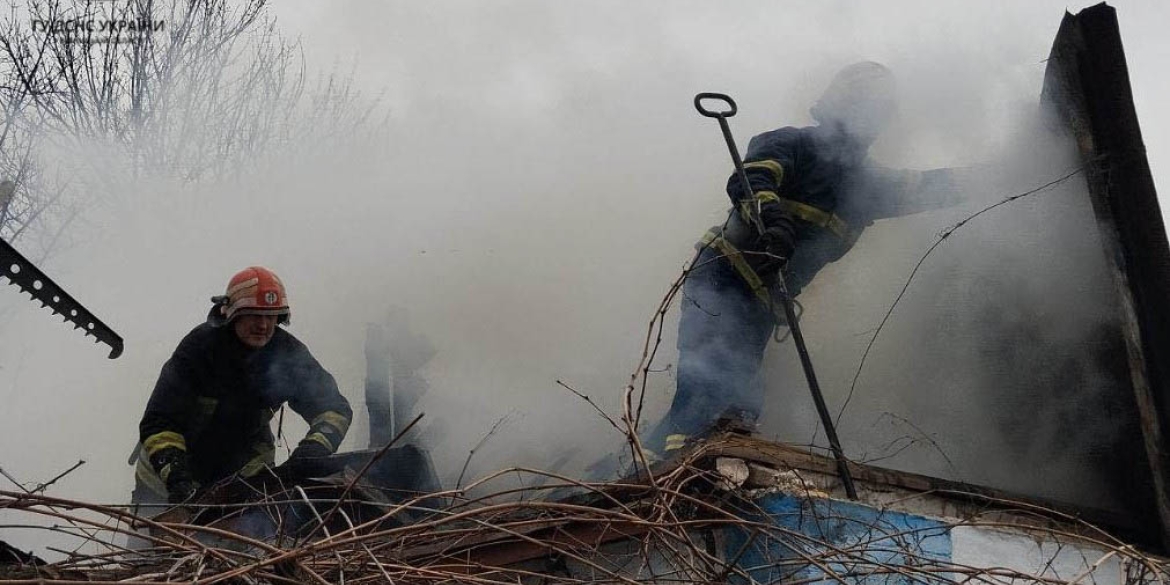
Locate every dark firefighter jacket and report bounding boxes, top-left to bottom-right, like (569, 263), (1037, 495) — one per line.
(709, 124), (962, 300)
(136, 315), (352, 496)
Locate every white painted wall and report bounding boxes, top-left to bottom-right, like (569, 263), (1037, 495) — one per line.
(952, 525), (1128, 585)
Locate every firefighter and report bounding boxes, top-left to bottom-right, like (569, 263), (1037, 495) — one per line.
(643, 62), (964, 455)
(133, 266), (352, 505)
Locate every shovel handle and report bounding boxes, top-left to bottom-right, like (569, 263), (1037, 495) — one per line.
(694, 92), (737, 118)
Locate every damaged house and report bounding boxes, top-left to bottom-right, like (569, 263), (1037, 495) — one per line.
(2, 3), (1170, 584)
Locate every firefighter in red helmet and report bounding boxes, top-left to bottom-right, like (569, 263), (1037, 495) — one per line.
(133, 266), (352, 505)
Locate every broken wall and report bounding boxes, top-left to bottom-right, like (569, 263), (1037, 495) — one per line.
(756, 3), (1166, 545)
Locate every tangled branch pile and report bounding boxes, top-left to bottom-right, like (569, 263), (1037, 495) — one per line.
(2, 439), (1166, 585)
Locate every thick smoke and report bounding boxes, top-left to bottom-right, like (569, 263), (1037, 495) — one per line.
(1, 0), (1165, 554)
(757, 113), (1147, 514)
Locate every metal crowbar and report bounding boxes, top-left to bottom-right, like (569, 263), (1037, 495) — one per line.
(694, 92), (857, 500)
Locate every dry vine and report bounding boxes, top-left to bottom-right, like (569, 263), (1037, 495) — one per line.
(2, 433), (1166, 585)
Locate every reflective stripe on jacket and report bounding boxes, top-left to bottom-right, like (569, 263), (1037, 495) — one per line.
(708, 125), (963, 300)
(138, 320), (352, 486)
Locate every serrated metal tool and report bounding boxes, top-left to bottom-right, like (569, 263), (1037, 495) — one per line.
(0, 237), (123, 359)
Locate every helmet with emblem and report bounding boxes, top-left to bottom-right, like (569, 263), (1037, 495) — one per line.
(218, 266), (290, 324)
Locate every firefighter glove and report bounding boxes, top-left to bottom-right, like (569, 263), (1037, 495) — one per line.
(167, 478), (200, 505)
(289, 440), (332, 461)
(150, 447), (200, 504)
(758, 201), (796, 260)
(275, 440), (332, 477)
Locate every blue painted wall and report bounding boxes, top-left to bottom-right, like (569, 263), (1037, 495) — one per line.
(725, 494), (952, 585)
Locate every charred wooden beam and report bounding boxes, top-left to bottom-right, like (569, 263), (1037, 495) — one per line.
(1041, 2), (1170, 550)
(365, 323), (394, 447)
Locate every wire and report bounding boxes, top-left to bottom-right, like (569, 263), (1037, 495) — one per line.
(834, 163), (1094, 428)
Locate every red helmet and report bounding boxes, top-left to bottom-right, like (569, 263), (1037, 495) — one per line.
(221, 266), (290, 324)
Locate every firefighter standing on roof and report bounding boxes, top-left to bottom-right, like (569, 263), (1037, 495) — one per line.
(134, 266), (352, 504)
(644, 62), (964, 455)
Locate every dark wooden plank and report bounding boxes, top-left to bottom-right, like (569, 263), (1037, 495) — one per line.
(1040, 2), (1170, 549)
